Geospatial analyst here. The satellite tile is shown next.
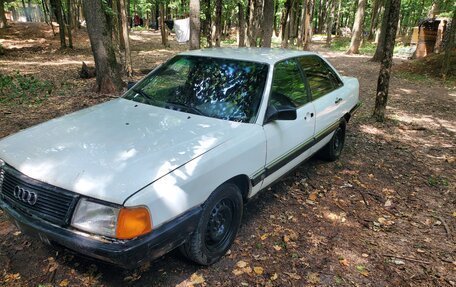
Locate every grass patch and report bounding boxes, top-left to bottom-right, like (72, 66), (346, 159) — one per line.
(0, 72), (53, 105)
(330, 37), (377, 55)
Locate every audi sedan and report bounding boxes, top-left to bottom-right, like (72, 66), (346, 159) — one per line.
(0, 48), (360, 268)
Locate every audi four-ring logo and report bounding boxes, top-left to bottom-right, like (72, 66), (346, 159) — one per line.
(13, 186), (38, 206)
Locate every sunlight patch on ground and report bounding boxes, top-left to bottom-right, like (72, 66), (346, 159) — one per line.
(391, 111), (456, 133)
(359, 124), (387, 136)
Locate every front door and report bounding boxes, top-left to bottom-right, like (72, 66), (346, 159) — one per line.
(261, 59), (316, 188)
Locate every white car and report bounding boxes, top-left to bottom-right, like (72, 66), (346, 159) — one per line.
(0, 48), (360, 268)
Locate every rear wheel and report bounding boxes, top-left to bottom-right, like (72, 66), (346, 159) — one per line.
(320, 119), (346, 161)
(179, 183), (243, 265)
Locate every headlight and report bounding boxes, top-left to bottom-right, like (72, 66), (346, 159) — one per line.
(71, 198), (152, 239)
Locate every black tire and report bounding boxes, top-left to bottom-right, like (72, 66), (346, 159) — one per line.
(320, 119), (346, 161)
(179, 183), (243, 265)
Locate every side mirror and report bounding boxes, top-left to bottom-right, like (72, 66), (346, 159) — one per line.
(127, 81), (137, 89)
(265, 106), (297, 123)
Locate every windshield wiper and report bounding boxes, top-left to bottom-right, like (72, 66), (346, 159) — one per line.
(165, 101), (205, 116)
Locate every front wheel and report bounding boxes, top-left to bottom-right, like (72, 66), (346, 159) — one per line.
(179, 183), (243, 265)
(320, 119), (346, 161)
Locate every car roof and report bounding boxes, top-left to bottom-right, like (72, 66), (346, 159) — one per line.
(179, 48), (318, 65)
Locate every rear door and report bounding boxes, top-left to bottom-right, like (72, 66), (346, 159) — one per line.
(297, 56), (345, 149)
(260, 59), (316, 188)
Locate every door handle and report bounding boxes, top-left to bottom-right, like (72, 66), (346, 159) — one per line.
(335, 97), (343, 104)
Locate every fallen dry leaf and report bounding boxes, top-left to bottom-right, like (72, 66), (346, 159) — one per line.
(307, 272), (320, 284)
(253, 266), (264, 275)
(260, 233), (269, 240)
(270, 273), (278, 281)
(284, 272), (301, 280)
(308, 192), (318, 201)
(273, 245), (282, 251)
(339, 257), (349, 266)
(59, 279), (70, 287)
(236, 260), (248, 268)
(190, 273), (205, 285)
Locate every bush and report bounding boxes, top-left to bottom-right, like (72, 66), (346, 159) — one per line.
(0, 72), (53, 105)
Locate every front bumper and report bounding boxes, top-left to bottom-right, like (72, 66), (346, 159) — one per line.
(0, 199), (201, 269)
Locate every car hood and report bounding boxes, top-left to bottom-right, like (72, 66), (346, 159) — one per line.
(0, 99), (248, 204)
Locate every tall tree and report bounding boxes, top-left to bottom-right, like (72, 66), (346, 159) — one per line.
(280, 0), (292, 48)
(21, 0), (32, 22)
(0, 0), (8, 28)
(189, 0), (200, 50)
(238, 2), (246, 47)
(83, 0), (123, 93)
(373, 0), (401, 122)
(303, 0), (313, 50)
(262, 0), (274, 47)
(368, 0), (382, 40)
(214, 0), (222, 47)
(203, 0), (212, 47)
(119, 0), (132, 76)
(50, 0), (66, 48)
(441, 8), (455, 79)
(159, 3), (169, 47)
(248, 0), (262, 47)
(371, 0), (391, 61)
(325, 0), (334, 46)
(65, 0), (73, 48)
(347, 0), (366, 54)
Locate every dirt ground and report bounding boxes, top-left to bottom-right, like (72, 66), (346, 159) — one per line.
(0, 23), (455, 287)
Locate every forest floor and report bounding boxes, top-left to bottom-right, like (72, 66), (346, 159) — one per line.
(0, 22), (455, 287)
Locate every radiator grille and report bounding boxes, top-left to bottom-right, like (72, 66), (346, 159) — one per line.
(0, 165), (79, 226)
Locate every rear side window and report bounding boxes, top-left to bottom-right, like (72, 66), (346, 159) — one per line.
(298, 56), (343, 100)
(270, 59), (309, 108)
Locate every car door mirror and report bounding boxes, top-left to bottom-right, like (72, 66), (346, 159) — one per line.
(265, 105), (297, 123)
(127, 81), (137, 89)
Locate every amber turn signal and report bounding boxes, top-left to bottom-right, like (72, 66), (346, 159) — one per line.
(116, 207), (152, 239)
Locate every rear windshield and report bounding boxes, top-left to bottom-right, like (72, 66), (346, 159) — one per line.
(123, 55), (269, 123)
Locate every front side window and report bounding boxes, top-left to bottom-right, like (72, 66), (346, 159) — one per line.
(123, 56), (268, 123)
(269, 59), (309, 109)
(298, 56), (343, 100)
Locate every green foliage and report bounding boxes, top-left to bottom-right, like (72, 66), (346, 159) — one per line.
(427, 176), (449, 187)
(330, 37), (377, 55)
(0, 72), (53, 105)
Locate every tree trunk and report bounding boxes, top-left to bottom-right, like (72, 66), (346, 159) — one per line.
(214, 0), (222, 47)
(325, 0), (334, 46)
(303, 0), (313, 50)
(119, 0), (132, 76)
(0, 0), (8, 28)
(262, 0), (274, 47)
(204, 0), (212, 47)
(371, 0), (390, 62)
(189, 0), (200, 50)
(335, 0), (341, 35)
(368, 0), (382, 40)
(347, 0), (366, 54)
(50, 0), (66, 48)
(280, 0), (292, 48)
(273, 0), (279, 37)
(238, 2), (246, 47)
(82, 0), (123, 94)
(159, 3), (169, 47)
(21, 0), (32, 22)
(297, 0), (306, 47)
(248, 0), (263, 47)
(65, 0), (73, 48)
(441, 8), (455, 79)
(373, 0), (401, 122)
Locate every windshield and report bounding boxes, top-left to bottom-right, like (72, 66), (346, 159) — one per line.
(123, 56), (268, 123)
